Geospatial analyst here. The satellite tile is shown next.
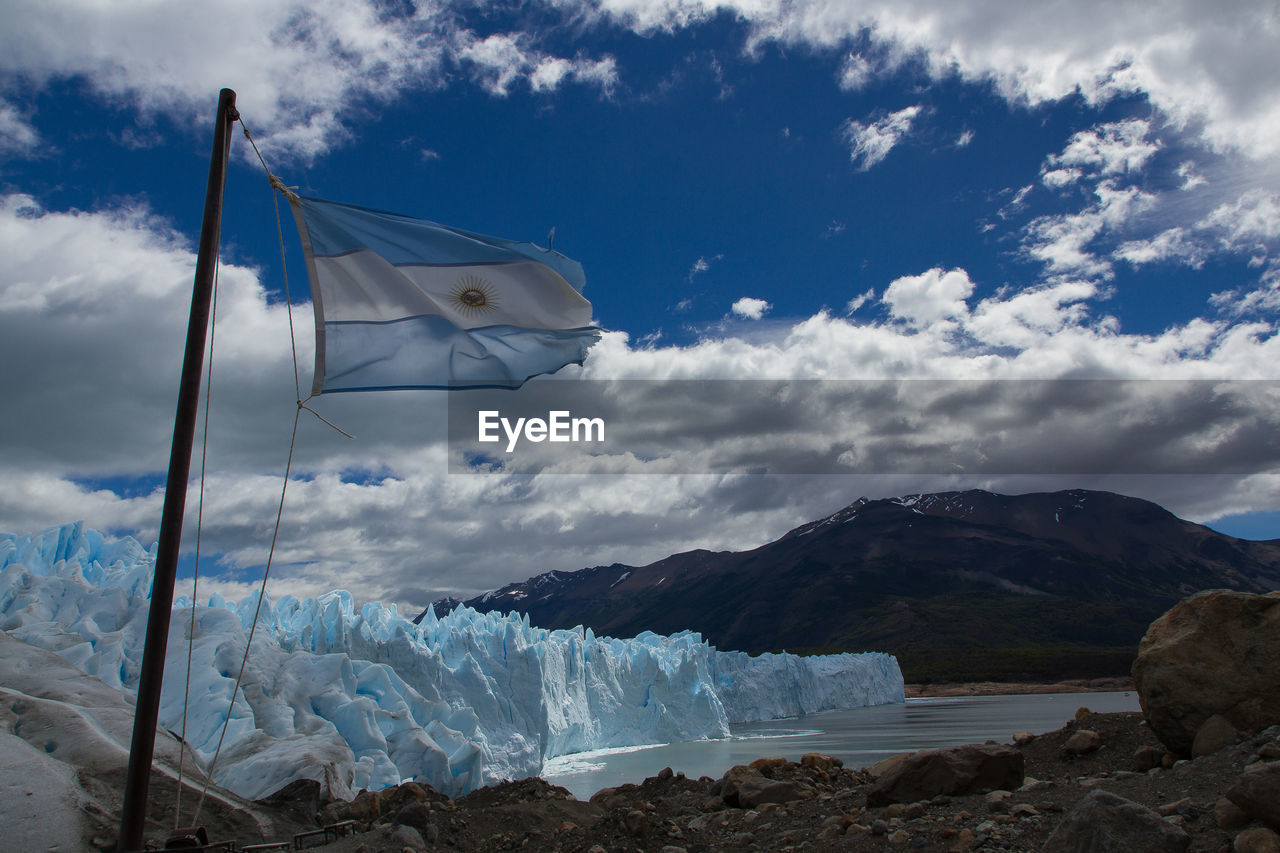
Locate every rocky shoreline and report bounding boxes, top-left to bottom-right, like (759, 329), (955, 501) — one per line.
(273, 706), (1279, 853)
(88, 590), (1280, 851)
(904, 678), (1133, 698)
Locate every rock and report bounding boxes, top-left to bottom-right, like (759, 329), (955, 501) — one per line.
(1227, 763), (1280, 829)
(1075, 707), (1093, 721)
(255, 778), (322, 826)
(1132, 590), (1280, 754)
(1042, 790), (1190, 852)
(1010, 803), (1039, 818)
(1063, 729), (1102, 755)
(1158, 797), (1191, 816)
(801, 752), (842, 772)
(389, 824), (426, 852)
(985, 790), (1012, 811)
(1217, 797), (1253, 830)
(588, 786), (618, 806)
(719, 764), (764, 806)
(1133, 745), (1163, 771)
(623, 809), (646, 836)
(866, 743), (1024, 806)
(393, 803), (438, 843)
(749, 756), (789, 774)
(1193, 713), (1240, 757)
(320, 788), (381, 825)
(1259, 742), (1280, 761)
(1236, 828), (1280, 853)
(866, 753), (911, 779)
(735, 776), (811, 809)
(1012, 731), (1036, 746)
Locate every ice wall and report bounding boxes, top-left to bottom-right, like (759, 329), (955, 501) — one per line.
(0, 522), (903, 800)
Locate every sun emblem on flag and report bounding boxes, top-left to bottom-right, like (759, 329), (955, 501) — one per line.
(448, 275), (500, 317)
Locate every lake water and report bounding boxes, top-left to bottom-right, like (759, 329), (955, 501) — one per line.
(541, 691), (1140, 800)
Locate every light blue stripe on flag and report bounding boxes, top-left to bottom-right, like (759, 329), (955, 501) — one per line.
(290, 196), (600, 393)
(323, 318), (600, 392)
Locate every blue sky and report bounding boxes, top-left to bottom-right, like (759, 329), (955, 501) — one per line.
(3, 1), (1280, 612)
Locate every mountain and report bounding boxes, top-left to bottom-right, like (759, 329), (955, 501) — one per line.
(427, 490), (1280, 683)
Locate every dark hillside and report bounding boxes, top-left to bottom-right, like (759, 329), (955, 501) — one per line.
(426, 490), (1280, 682)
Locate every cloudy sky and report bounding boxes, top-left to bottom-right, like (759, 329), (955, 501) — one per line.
(3, 0), (1280, 616)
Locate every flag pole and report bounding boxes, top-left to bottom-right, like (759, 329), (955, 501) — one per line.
(118, 87), (238, 853)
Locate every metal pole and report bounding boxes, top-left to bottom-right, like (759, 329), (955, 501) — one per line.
(117, 87), (238, 853)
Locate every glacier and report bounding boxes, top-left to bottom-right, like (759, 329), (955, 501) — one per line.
(0, 522), (904, 801)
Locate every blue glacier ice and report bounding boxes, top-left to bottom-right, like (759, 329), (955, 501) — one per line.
(0, 522), (904, 800)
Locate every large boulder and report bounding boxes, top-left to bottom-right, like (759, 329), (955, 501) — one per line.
(1227, 763), (1280, 830)
(1132, 590), (1280, 755)
(866, 743), (1023, 806)
(1042, 789), (1189, 852)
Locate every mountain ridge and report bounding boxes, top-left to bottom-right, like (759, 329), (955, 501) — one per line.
(426, 489), (1280, 682)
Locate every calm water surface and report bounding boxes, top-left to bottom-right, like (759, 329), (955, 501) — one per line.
(541, 691), (1140, 800)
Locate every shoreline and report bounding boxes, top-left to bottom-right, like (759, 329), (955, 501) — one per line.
(305, 709), (1277, 851)
(904, 677), (1134, 697)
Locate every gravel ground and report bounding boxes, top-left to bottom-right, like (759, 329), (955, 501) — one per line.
(288, 708), (1279, 853)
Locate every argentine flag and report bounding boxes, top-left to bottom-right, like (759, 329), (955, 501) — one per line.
(289, 196), (600, 393)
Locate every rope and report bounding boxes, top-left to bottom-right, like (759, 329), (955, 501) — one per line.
(241, 116), (352, 439)
(189, 113), (354, 826)
(192, 400), (303, 825)
(173, 240), (221, 828)
(241, 120), (302, 400)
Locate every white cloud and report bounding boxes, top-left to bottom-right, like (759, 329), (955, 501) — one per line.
(1176, 161), (1207, 191)
(845, 288), (875, 313)
(721, 0), (1280, 160)
(1115, 227), (1203, 268)
(0, 194), (301, 477)
(1041, 168), (1082, 189)
(0, 0), (450, 161)
(688, 253), (722, 281)
(1202, 190), (1280, 249)
(0, 1), (616, 161)
(0, 102), (39, 155)
(731, 296), (771, 319)
(460, 33), (531, 97)
(841, 105), (922, 170)
(1046, 119), (1160, 178)
(7, 194), (1280, 609)
(881, 267), (972, 327)
(967, 280), (1097, 349)
(837, 53), (874, 91)
(1023, 210), (1111, 280)
(530, 57), (575, 92)
(956, 129), (974, 148)
(1021, 121), (1171, 281)
(457, 33), (617, 98)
